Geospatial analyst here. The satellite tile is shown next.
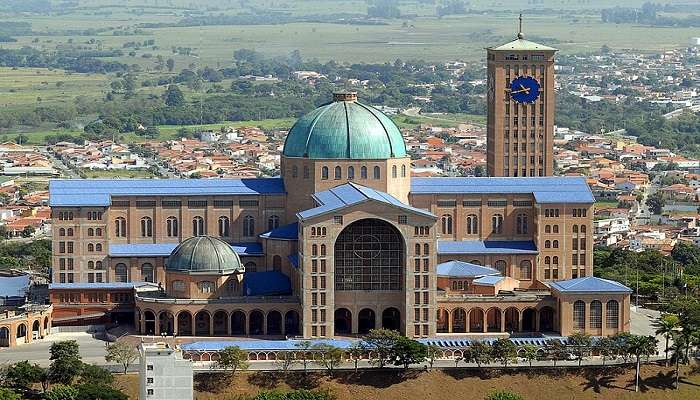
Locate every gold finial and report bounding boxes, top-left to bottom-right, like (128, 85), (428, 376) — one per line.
(517, 13), (524, 39)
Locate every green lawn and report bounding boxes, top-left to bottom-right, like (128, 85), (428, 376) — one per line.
(80, 168), (156, 179)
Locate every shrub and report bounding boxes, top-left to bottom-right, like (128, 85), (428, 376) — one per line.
(485, 390), (524, 400)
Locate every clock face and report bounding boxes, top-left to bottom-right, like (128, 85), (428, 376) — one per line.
(509, 76), (541, 104)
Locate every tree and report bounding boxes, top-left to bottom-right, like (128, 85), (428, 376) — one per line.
(74, 384), (127, 400)
(21, 225), (35, 238)
(79, 364), (113, 386)
(568, 332), (593, 366)
(313, 344), (344, 376)
(391, 336), (427, 370)
(275, 351), (296, 374)
(426, 345), (441, 370)
(294, 340), (314, 373)
(545, 339), (567, 367)
(627, 335), (658, 392)
(468, 341), (492, 367)
(105, 342), (138, 374)
(485, 390), (524, 400)
(653, 313), (680, 366)
(48, 341), (82, 385)
(518, 344), (538, 367)
(0, 388), (21, 400)
(363, 329), (401, 368)
(670, 333), (686, 389)
(43, 384), (78, 400)
(166, 58), (175, 72)
(5, 360), (44, 391)
(214, 346), (249, 377)
(490, 339), (517, 367)
(595, 337), (617, 366)
(646, 192), (665, 215)
(347, 343), (365, 373)
(164, 84), (185, 107)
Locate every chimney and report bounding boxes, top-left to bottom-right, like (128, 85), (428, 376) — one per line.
(333, 92), (358, 102)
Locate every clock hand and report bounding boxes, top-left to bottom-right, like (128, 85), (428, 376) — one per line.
(511, 88), (529, 94)
(519, 84), (531, 93)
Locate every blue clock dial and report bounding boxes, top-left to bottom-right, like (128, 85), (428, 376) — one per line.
(509, 76), (541, 104)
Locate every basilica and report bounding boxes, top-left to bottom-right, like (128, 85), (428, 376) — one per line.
(48, 34), (632, 341)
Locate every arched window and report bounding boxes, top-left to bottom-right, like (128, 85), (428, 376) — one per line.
(218, 216), (230, 237)
(140, 217), (152, 237)
(268, 215), (280, 231)
(291, 165), (298, 178)
(466, 214), (478, 235)
(573, 300), (586, 330)
(573, 225), (579, 234)
(115, 217), (127, 237)
(519, 260), (532, 280)
(244, 262), (257, 273)
(516, 214), (528, 234)
(199, 281), (214, 294)
(552, 256), (559, 265)
(243, 216), (255, 237)
(553, 240), (559, 248)
(580, 225), (587, 233)
(606, 300), (619, 329)
(553, 225), (559, 233)
(392, 165), (397, 178)
(166, 217), (179, 237)
(415, 243), (421, 255)
(95, 261), (103, 269)
(88, 243), (94, 252)
(59, 228), (65, 236)
(321, 166), (329, 180)
(361, 166), (368, 179)
(192, 216), (205, 236)
(115, 263), (128, 283)
(320, 244), (326, 257)
(423, 243), (429, 255)
(141, 263), (154, 283)
(590, 300), (602, 329)
(95, 228), (102, 236)
(441, 214), (453, 235)
(494, 260), (507, 275)
(95, 243), (102, 252)
(334, 166), (342, 180)
(272, 255), (282, 271)
(401, 164), (406, 177)
(373, 166), (381, 179)
(312, 244), (318, 257)
(303, 165), (310, 179)
(67, 228), (73, 236)
(491, 214), (504, 234)
(545, 240), (551, 248)
(580, 238), (587, 250)
(544, 256), (551, 265)
(88, 261), (94, 269)
(88, 228), (94, 236)
(348, 166), (355, 180)
(544, 225), (551, 234)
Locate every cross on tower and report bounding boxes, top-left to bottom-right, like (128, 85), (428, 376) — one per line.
(518, 13), (524, 39)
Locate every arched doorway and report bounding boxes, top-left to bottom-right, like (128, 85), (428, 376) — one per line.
(284, 311), (300, 337)
(382, 307), (401, 331)
(43, 317), (49, 332)
(469, 308), (484, 333)
(231, 311), (246, 335)
(177, 311), (192, 336)
(334, 219), (405, 291)
(0, 327), (9, 347)
(143, 311), (156, 335)
(16, 324), (27, 342)
(452, 308), (467, 333)
(249, 310), (264, 335)
(486, 308), (501, 332)
(334, 308), (352, 335)
(436, 309), (449, 333)
(358, 308), (376, 334)
(539, 307), (555, 332)
(32, 320), (40, 338)
(504, 307), (519, 332)
(195, 311), (211, 336)
(522, 308), (537, 332)
(267, 311), (282, 335)
(213, 311), (228, 336)
(159, 312), (174, 335)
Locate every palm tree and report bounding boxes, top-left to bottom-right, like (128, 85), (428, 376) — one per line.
(670, 334), (687, 390)
(627, 335), (658, 392)
(653, 314), (680, 366)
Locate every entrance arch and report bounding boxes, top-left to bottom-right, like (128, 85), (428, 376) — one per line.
(437, 309), (449, 333)
(249, 310), (264, 335)
(522, 308), (537, 332)
(452, 308), (467, 333)
(213, 311), (228, 336)
(177, 311), (192, 335)
(32, 320), (40, 338)
(469, 308), (484, 332)
(358, 308), (376, 334)
(231, 311), (246, 335)
(334, 308), (352, 335)
(0, 327), (9, 347)
(504, 307), (519, 332)
(267, 311), (282, 335)
(382, 307), (401, 331)
(284, 310), (300, 337)
(16, 324), (27, 342)
(486, 308), (501, 332)
(539, 307), (555, 332)
(194, 311), (211, 336)
(143, 311), (156, 335)
(159, 312), (174, 335)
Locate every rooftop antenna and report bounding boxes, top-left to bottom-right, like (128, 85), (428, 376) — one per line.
(518, 13), (524, 39)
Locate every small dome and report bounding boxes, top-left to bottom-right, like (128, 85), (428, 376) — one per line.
(282, 92), (407, 160)
(166, 236), (243, 275)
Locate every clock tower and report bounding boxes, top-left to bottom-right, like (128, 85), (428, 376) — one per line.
(486, 15), (557, 177)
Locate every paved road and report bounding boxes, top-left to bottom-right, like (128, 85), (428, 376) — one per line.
(0, 332), (108, 367)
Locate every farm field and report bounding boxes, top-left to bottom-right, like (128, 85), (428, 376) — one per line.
(0, 67), (108, 107)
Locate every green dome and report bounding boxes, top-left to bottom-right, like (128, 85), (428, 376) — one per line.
(166, 236), (243, 275)
(283, 93), (407, 159)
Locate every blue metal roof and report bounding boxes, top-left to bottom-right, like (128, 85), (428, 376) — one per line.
(243, 271), (292, 296)
(298, 182), (436, 220)
(288, 253), (299, 269)
(411, 176), (594, 204)
(49, 282), (156, 290)
(49, 178), (285, 207)
(109, 242), (264, 257)
(472, 275), (505, 286)
(549, 276), (632, 294)
(436, 261), (500, 278)
(437, 240), (538, 255)
(0, 275), (29, 298)
(259, 222), (298, 241)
